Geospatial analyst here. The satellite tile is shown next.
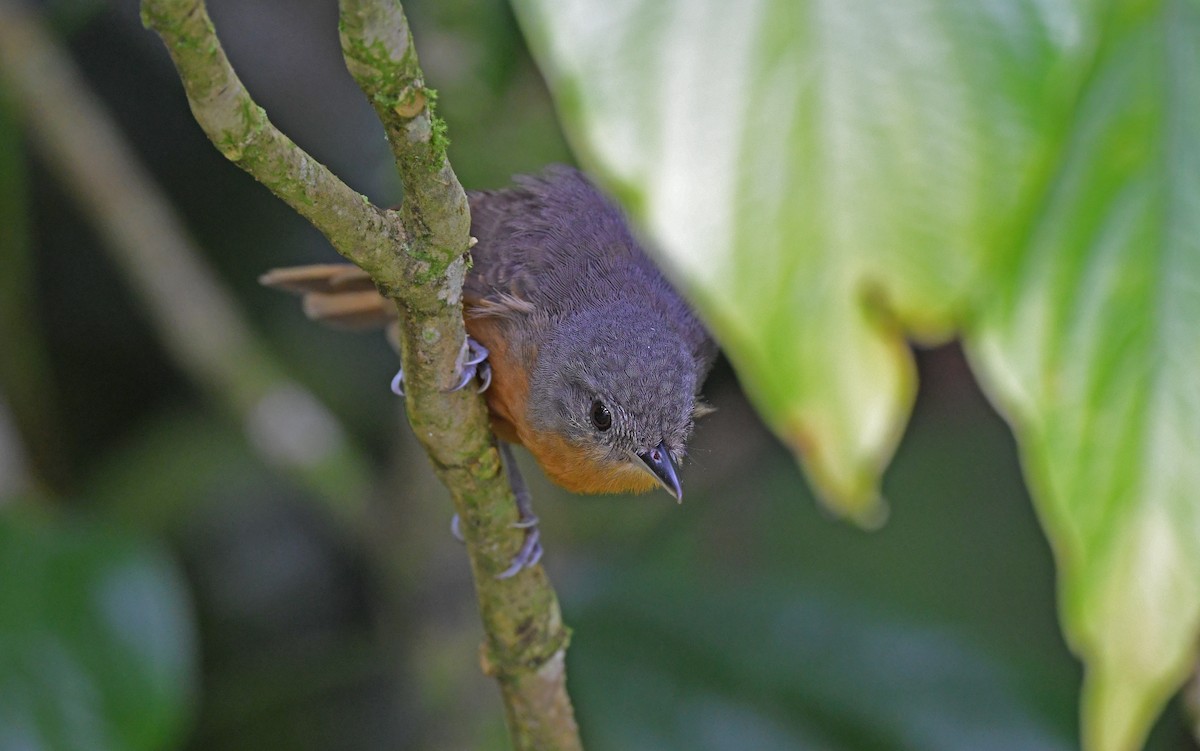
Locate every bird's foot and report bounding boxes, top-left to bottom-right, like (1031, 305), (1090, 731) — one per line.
(496, 513), (543, 580)
(495, 442), (542, 578)
(448, 507), (543, 580)
(450, 336), (492, 393)
(390, 336), (491, 397)
(492, 443), (544, 578)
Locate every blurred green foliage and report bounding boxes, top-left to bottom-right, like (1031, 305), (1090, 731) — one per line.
(0, 510), (194, 751)
(0, 1), (1195, 750)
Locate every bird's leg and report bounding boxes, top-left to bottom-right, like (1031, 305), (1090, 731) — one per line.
(394, 337), (536, 576)
(390, 335), (491, 397)
(447, 442), (543, 578)
(496, 441), (543, 579)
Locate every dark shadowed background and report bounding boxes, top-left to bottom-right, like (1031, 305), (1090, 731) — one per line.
(1, 0), (1195, 749)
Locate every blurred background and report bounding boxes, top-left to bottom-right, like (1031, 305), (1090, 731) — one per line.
(0, 0), (1195, 749)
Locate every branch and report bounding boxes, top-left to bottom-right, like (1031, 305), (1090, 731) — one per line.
(141, 1), (582, 747)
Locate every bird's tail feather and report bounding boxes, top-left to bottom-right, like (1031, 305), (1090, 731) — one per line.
(259, 264), (395, 330)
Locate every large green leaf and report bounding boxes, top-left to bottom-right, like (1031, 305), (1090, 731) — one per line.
(0, 510), (197, 751)
(971, 3), (1200, 749)
(512, 0), (1200, 748)
(514, 0), (1087, 521)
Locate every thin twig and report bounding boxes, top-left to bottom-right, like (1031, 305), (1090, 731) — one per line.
(140, 0), (581, 747)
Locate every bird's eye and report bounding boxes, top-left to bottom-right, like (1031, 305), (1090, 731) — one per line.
(590, 400), (612, 432)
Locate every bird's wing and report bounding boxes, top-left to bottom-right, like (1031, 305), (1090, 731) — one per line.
(469, 166), (720, 380)
(465, 165), (643, 317)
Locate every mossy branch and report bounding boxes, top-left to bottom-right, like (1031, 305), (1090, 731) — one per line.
(141, 1), (581, 748)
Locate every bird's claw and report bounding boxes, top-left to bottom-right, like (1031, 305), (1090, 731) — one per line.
(496, 525), (543, 580)
(511, 514), (539, 530)
(450, 511), (543, 579)
(389, 336), (491, 397)
(496, 467), (542, 578)
(449, 337), (491, 394)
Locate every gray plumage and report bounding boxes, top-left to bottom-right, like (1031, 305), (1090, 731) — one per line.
(467, 166), (716, 463)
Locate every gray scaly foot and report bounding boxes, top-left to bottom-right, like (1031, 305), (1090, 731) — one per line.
(449, 443), (543, 578)
(391, 336), (492, 396)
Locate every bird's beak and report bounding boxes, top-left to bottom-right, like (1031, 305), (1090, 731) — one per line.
(636, 442), (682, 502)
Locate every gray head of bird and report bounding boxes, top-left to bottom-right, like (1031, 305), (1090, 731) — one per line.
(525, 305), (705, 499)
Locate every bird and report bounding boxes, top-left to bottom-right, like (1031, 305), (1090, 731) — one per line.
(261, 165), (717, 575)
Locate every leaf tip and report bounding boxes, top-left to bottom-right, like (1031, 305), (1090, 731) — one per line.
(783, 420), (889, 529)
(1068, 503), (1200, 751)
